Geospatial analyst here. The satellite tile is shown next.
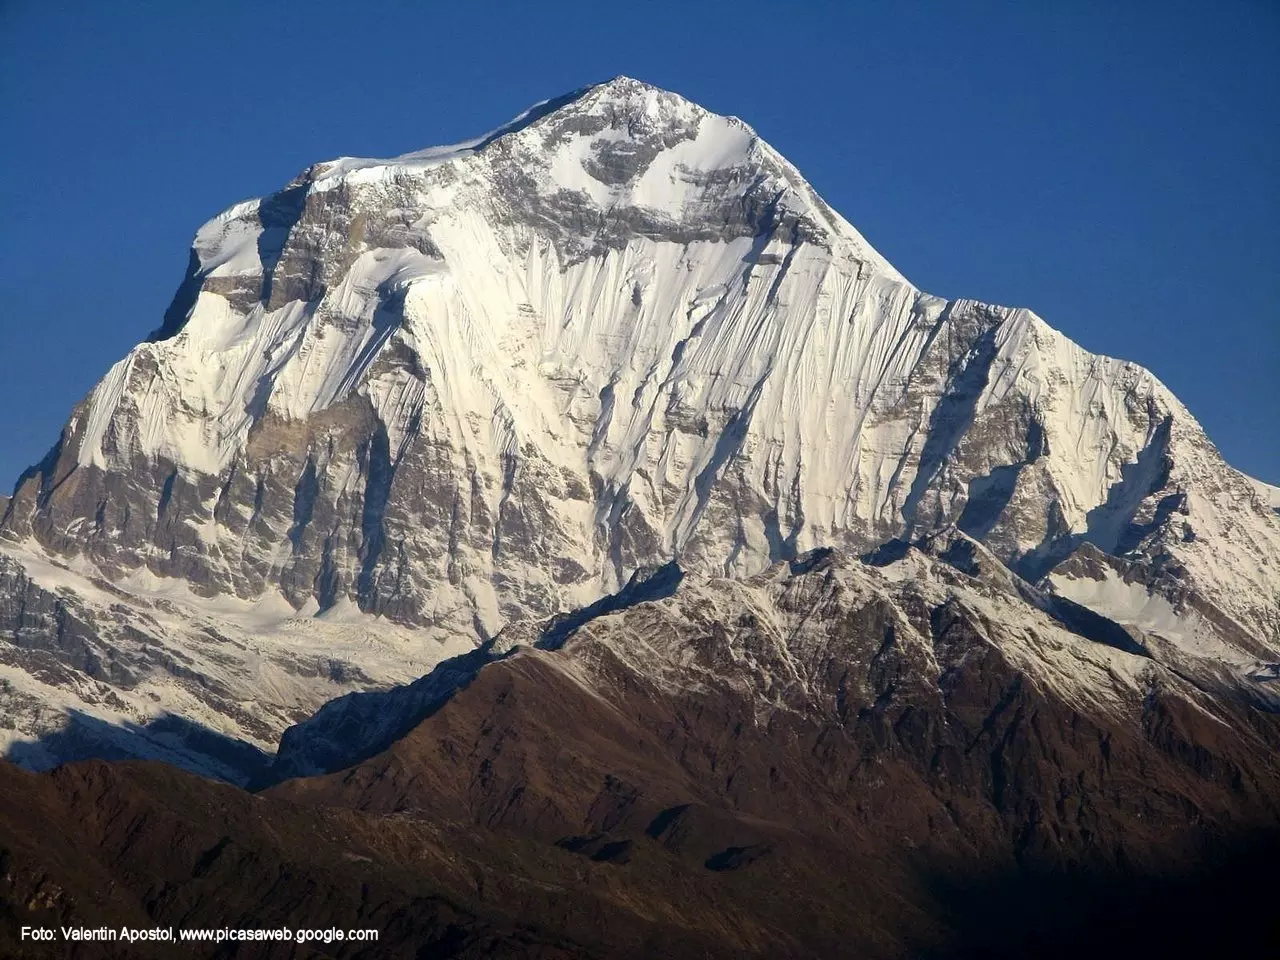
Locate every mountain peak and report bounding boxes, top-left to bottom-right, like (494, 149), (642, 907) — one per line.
(596, 73), (656, 89)
(5, 78), (1277, 686)
(299, 77), (726, 192)
(178, 77), (904, 330)
(1, 78), (1278, 799)
(528, 75), (709, 122)
(572, 74), (716, 119)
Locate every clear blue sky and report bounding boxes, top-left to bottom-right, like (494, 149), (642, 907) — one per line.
(1, 0), (1276, 483)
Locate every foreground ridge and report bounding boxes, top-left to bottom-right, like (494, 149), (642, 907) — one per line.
(2, 542), (1280, 957)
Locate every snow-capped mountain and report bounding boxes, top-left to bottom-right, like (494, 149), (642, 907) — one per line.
(1, 76), (1277, 777)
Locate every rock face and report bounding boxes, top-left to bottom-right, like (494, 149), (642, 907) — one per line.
(0, 76), (1277, 779)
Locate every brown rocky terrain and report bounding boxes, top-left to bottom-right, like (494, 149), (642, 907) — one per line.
(4, 547), (1279, 958)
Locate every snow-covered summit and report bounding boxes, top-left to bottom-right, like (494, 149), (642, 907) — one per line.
(3, 77), (1277, 718)
(192, 75), (904, 296)
(304, 77), (724, 190)
(66, 75), (919, 483)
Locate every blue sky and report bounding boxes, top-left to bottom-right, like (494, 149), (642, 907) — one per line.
(1, 0), (1276, 483)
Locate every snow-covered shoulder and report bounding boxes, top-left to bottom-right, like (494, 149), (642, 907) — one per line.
(1244, 473), (1280, 513)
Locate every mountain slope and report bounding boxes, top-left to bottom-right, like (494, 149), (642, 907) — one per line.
(0, 76), (1276, 776)
(264, 544), (1280, 954)
(3, 548), (1280, 958)
(271, 543), (1280, 834)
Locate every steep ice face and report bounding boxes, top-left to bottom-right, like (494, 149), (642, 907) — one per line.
(4, 76), (1278, 672)
(74, 77), (904, 476)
